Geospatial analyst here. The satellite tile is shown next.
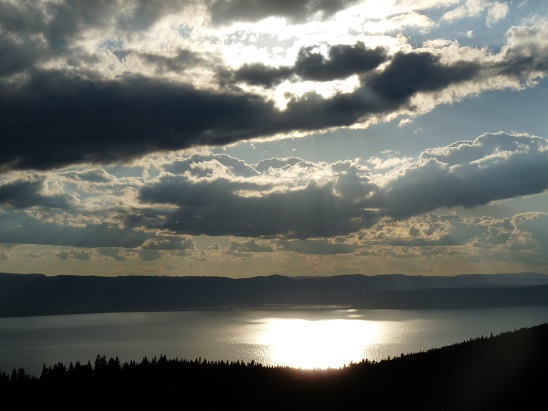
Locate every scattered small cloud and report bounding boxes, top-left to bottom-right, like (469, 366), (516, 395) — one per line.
(56, 250), (92, 261)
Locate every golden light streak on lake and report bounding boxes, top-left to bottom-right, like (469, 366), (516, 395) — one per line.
(258, 317), (379, 369)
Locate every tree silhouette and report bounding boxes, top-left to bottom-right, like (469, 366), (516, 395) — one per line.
(0, 323), (546, 410)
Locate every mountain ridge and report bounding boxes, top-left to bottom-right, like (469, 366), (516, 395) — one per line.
(1, 272), (548, 317)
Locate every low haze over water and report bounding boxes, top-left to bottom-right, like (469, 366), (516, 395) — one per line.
(1, 307), (547, 376)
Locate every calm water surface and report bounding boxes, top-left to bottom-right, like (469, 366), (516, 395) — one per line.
(1, 307), (547, 376)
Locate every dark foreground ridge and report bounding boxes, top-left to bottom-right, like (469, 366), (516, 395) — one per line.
(2, 323), (547, 410)
(1, 272), (548, 317)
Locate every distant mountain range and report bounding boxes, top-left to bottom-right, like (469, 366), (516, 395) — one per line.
(1, 272), (548, 317)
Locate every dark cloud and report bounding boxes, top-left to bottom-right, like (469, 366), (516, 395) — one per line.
(496, 54), (548, 78)
(0, 0), (113, 65)
(0, 0), (356, 54)
(0, 213), (149, 248)
(375, 159), (475, 219)
(0, 1), (544, 176)
(0, 133), (545, 248)
(0, 46), (497, 173)
(234, 63), (294, 87)
(139, 174), (378, 238)
(495, 24), (548, 78)
(209, 0), (357, 25)
(138, 134), (547, 239)
(278, 89), (374, 132)
(0, 70), (278, 170)
(379, 133), (548, 219)
(0, 1), (195, 60)
(295, 43), (387, 82)
(0, 35), (44, 77)
(331, 162), (374, 201)
(121, 208), (173, 232)
(275, 51), (479, 132)
(138, 156), (377, 240)
(369, 51), (480, 102)
(0, 178), (71, 209)
(139, 49), (204, 74)
(234, 42), (387, 87)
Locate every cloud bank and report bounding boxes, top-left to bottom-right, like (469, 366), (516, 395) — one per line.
(138, 132), (547, 239)
(0, 1), (547, 171)
(1, 132), (544, 251)
(0, 1), (546, 275)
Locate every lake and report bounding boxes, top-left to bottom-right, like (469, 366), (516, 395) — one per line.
(1, 307), (547, 376)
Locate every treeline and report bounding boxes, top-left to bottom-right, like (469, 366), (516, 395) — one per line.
(1, 323), (547, 410)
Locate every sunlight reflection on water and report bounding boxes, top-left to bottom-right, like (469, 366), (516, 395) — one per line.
(257, 317), (379, 369)
(1, 307), (547, 375)
(232, 309), (390, 369)
(229, 308), (548, 369)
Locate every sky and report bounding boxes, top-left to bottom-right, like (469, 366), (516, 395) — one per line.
(0, 0), (546, 278)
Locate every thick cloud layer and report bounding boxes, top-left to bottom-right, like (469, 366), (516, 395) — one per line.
(0, 178), (72, 209)
(0, 133), (545, 246)
(234, 42), (388, 85)
(0, 1), (546, 171)
(138, 132), (547, 239)
(294, 42), (388, 82)
(380, 133), (548, 218)
(0, 72), (278, 170)
(209, 0), (358, 25)
(0, 49), (481, 171)
(1, 1), (546, 276)
(140, 176), (377, 238)
(0, 132), (545, 274)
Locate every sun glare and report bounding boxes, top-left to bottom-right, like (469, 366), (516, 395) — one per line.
(260, 317), (379, 369)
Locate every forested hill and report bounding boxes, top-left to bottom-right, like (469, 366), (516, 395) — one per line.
(1, 272), (548, 317)
(2, 323), (548, 410)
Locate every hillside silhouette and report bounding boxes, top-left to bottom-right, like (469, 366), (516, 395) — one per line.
(1, 272), (548, 317)
(2, 323), (547, 410)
